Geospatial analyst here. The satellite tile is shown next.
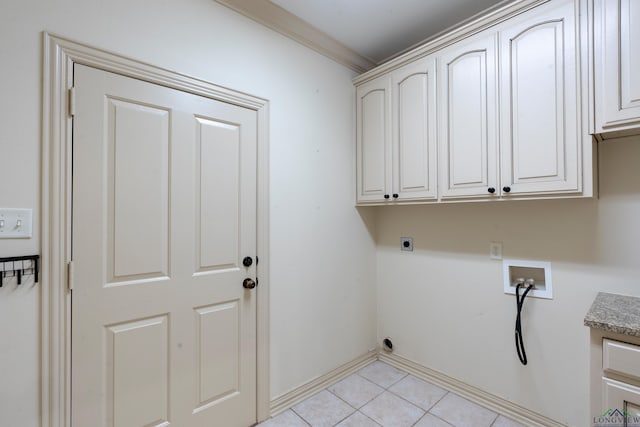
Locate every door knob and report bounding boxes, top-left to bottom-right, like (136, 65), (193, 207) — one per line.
(488, 187), (495, 194)
(243, 256), (253, 267)
(503, 186), (511, 193)
(243, 278), (256, 289)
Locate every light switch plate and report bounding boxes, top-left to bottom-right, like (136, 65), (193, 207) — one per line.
(0, 208), (33, 238)
(490, 242), (502, 260)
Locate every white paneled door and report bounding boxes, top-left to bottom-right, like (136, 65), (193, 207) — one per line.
(71, 64), (257, 427)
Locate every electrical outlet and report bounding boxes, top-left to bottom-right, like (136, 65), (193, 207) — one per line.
(490, 242), (502, 260)
(401, 237), (413, 252)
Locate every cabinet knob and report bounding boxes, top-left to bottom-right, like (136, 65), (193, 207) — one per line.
(384, 194), (390, 199)
(503, 186), (511, 193)
(392, 193), (399, 199)
(488, 187), (496, 194)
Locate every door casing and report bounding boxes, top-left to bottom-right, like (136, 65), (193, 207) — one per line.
(41, 32), (270, 427)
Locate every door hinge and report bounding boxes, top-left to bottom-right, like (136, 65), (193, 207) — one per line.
(68, 87), (76, 117)
(67, 260), (74, 291)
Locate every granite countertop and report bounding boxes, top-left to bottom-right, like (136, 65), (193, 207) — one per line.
(584, 292), (640, 337)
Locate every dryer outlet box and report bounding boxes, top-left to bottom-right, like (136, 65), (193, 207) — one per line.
(400, 237), (413, 252)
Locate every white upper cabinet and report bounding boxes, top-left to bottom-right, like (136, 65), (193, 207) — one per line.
(392, 57), (437, 202)
(356, 75), (391, 203)
(354, 0), (594, 205)
(499, 0), (581, 196)
(356, 58), (437, 204)
(593, 0), (640, 135)
(438, 34), (498, 199)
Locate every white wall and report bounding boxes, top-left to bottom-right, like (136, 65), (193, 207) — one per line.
(376, 137), (640, 426)
(4, 1), (637, 426)
(0, 1), (378, 425)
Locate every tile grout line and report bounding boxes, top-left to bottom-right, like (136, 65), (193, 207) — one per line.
(424, 390), (500, 427)
(322, 388), (357, 427)
(416, 408), (457, 427)
(326, 369), (392, 426)
(326, 393), (383, 426)
(335, 409), (383, 427)
(358, 363), (498, 427)
(358, 364), (466, 426)
(488, 411), (500, 427)
(327, 375), (381, 411)
(408, 392), (456, 427)
(282, 362), (511, 427)
(289, 407), (312, 427)
(359, 366), (437, 426)
(328, 367), (403, 426)
(422, 389), (451, 424)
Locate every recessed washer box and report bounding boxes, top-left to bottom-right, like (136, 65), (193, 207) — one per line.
(503, 259), (552, 299)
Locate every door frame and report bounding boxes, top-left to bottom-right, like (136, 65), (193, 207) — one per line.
(41, 32), (270, 427)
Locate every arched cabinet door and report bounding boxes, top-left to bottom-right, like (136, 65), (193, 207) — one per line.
(356, 75), (392, 203)
(437, 34), (498, 200)
(391, 57), (438, 201)
(499, 0), (581, 196)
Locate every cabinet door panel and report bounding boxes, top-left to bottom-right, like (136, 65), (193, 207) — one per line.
(357, 77), (391, 203)
(595, 0), (640, 131)
(602, 378), (640, 423)
(621, 0), (640, 109)
(393, 58), (437, 200)
(500, 0), (580, 194)
(438, 35), (498, 199)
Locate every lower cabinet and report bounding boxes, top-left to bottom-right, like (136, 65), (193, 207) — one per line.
(602, 378), (640, 422)
(592, 338), (640, 425)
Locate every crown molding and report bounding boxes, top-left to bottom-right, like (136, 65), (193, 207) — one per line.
(353, 0), (549, 85)
(214, 0), (377, 74)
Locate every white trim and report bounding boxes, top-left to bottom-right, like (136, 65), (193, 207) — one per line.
(269, 350), (377, 417)
(214, 0), (376, 74)
(41, 32), (271, 426)
(378, 352), (566, 427)
(255, 79), (271, 423)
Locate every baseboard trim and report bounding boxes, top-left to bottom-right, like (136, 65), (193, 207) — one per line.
(378, 352), (567, 427)
(269, 350), (378, 416)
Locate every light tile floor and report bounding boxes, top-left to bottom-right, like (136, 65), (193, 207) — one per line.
(257, 361), (525, 427)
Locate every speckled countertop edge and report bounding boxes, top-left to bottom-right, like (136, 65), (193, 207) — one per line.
(584, 292), (640, 337)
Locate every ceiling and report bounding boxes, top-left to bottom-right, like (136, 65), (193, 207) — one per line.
(216, 0), (515, 72)
(270, 0), (512, 64)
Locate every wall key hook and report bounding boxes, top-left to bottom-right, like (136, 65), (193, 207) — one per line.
(0, 255), (40, 288)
